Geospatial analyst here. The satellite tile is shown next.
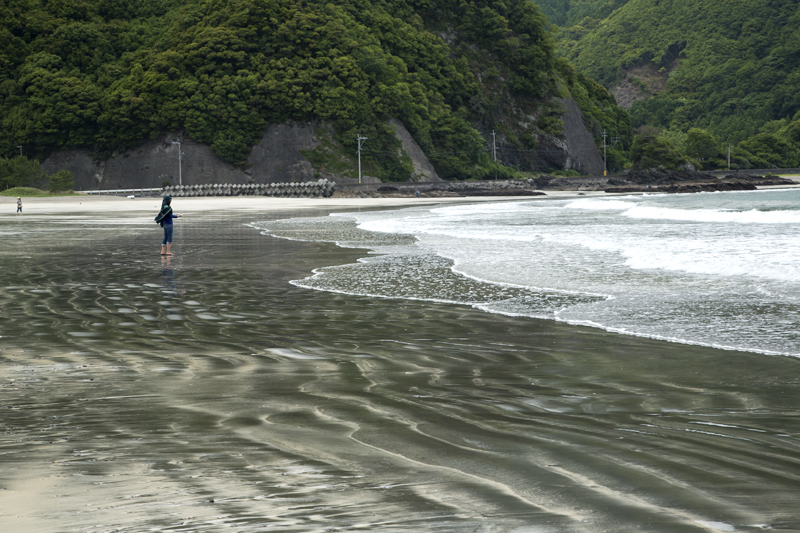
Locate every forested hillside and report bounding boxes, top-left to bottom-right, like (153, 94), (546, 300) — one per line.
(554, 0), (800, 169)
(0, 0), (625, 182)
(535, 0), (628, 29)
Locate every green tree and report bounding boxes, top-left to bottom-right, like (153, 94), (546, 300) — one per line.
(736, 133), (798, 168)
(685, 128), (719, 160)
(48, 169), (75, 192)
(0, 156), (45, 188)
(630, 136), (687, 170)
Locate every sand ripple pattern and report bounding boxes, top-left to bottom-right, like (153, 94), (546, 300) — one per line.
(1, 210), (799, 532)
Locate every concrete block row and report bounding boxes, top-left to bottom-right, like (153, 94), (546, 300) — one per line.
(163, 179), (335, 198)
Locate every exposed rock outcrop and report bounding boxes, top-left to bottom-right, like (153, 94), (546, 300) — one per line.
(559, 98), (605, 176)
(248, 122), (381, 185)
(42, 134), (249, 191)
(42, 124), (386, 190)
(389, 119), (442, 182)
(610, 64), (671, 110)
(604, 169), (795, 193)
(42, 106), (607, 190)
(248, 122), (327, 184)
(530, 174), (608, 190)
(624, 167), (717, 185)
(337, 179), (544, 197)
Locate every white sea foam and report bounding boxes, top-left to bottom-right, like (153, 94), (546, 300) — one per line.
(620, 245), (800, 282)
(563, 198), (638, 210)
(258, 188), (800, 357)
(622, 205), (800, 224)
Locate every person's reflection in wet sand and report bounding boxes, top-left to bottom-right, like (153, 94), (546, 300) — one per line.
(160, 255), (184, 298)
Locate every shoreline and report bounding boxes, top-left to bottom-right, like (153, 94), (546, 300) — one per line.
(256, 197), (800, 361)
(4, 190), (800, 360)
(6, 181), (800, 214)
(0, 190), (612, 216)
(3, 173), (799, 212)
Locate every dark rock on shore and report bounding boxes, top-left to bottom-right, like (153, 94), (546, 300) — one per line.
(459, 189), (545, 196)
(606, 182), (758, 194)
(625, 167), (715, 185)
(718, 174), (796, 186)
(529, 175), (609, 190)
(336, 179), (546, 198)
(335, 169), (795, 199)
(604, 169), (795, 194)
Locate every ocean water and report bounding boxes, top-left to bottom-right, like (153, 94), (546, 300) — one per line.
(254, 189), (800, 357)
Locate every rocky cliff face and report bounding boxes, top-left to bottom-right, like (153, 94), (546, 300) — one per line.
(559, 98), (606, 176)
(388, 119), (442, 182)
(247, 122), (353, 184)
(43, 113), (601, 189)
(43, 121), (429, 189)
(42, 134), (249, 191)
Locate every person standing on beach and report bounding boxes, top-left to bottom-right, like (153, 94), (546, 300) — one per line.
(155, 195), (182, 256)
(16, 197), (22, 213)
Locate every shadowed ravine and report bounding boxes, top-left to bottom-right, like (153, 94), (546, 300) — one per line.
(1, 208), (799, 532)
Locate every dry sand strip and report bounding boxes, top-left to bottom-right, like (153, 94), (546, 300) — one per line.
(0, 191), (614, 216)
(4, 177), (799, 216)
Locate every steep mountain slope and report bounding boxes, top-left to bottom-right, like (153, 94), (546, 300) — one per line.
(556, 0), (800, 167)
(535, 0), (629, 29)
(0, 0), (624, 181)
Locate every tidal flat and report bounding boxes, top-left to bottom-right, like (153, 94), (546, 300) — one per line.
(1, 198), (799, 533)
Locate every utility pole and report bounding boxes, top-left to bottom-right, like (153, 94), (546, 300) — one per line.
(170, 140), (183, 186)
(492, 130), (497, 180)
(602, 130), (608, 176)
(727, 144), (731, 171)
(356, 134), (367, 184)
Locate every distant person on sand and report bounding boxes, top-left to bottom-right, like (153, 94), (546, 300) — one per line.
(155, 195), (182, 256)
(16, 197), (22, 213)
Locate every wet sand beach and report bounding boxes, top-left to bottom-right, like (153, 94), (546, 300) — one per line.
(1, 195), (799, 532)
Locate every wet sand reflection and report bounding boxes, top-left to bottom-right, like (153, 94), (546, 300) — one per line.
(1, 209), (799, 532)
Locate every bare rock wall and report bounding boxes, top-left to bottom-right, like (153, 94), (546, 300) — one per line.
(43, 122), (387, 189)
(559, 98), (606, 176)
(389, 118), (442, 181)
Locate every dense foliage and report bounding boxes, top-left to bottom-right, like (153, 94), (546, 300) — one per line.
(0, 155), (74, 190)
(0, 156), (46, 189)
(554, 0), (800, 169)
(0, 0), (622, 180)
(48, 168), (75, 191)
(629, 127), (687, 170)
(535, 0), (629, 29)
